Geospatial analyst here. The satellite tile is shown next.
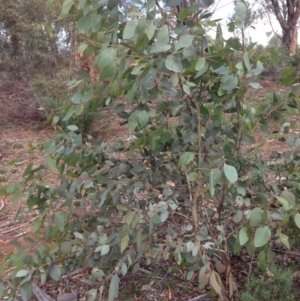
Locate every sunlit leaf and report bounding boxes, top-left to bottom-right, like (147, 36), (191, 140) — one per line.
(250, 208), (262, 226)
(157, 25), (169, 46)
(235, 1), (247, 29)
(223, 163), (238, 183)
(123, 19), (138, 39)
(108, 274), (119, 301)
(165, 54), (183, 72)
(279, 232), (290, 250)
(195, 58), (206, 71)
(178, 152), (195, 166)
(146, 21), (155, 40)
(137, 110), (149, 128)
(254, 226), (271, 248)
(54, 213), (65, 232)
(121, 234), (129, 253)
(15, 270), (29, 278)
(239, 227), (249, 246)
(209, 271), (222, 295)
(67, 125), (79, 131)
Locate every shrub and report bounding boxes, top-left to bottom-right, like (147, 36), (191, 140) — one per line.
(3, 1), (300, 300)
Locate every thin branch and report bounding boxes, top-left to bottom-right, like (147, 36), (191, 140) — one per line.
(270, 0), (289, 30)
(155, 1), (175, 28)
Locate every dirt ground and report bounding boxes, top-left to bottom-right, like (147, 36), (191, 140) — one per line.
(1, 78), (300, 300)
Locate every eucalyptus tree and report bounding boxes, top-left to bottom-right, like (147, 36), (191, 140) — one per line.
(2, 1), (300, 301)
(258, 0), (300, 53)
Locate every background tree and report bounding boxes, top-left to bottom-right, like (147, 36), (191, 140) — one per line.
(259, 0), (300, 53)
(0, 0), (72, 77)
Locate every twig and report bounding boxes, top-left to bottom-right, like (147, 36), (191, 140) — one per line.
(138, 268), (153, 275)
(248, 254), (254, 281)
(32, 283), (56, 301)
(155, 1), (175, 28)
(188, 293), (211, 301)
(0, 217), (38, 234)
(62, 267), (87, 279)
(0, 200), (4, 211)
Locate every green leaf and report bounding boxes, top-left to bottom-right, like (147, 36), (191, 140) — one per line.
(77, 16), (93, 33)
(157, 25), (169, 46)
(280, 67), (295, 78)
(46, 0), (55, 10)
(101, 245), (110, 256)
(239, 227), (249, 246)
(146, 21), (155, 40)
(223, 163), (238, 184)
(279, 232), (290, 249)
(86, 289), (97, 301)
(295, 213), (300, 229)
(52, 115), (60, 126)
(186, 271), (194, 281)
(74, 232), (84, 239)
(150, 44), (171, 54)
(121, 234), (129, 253)
(209, 168), (221, 197)
(290, 83), (300, 95)
(281, 190), (295, 206)
(282, 77), (295, 86)
(67, 125), (79, 131)
(123, 19), (138, 39)
(243, 53), (250, 71)
(271, 49), (279, 67)
(254, 226), (271, 248)
(12, 189), (23, 204)
(50, 265), (61, 281)
(252, 60), (263, 76)
(128, 111), (139, 132)
(175, 34), (193, 51)
(121, 263), (128, 276)
(195, 58), (206, 71)
(60, 0), (74, 17)
(276, 196), (290, 210)
(137, 110), (149, 128)
(63, 107), (75, 121)
(235, 1), (247, 29)
(16, 269), (29, 278)
(160, 210), (169, 222)
(249, 82), (261, 89)
(108, 274), (119, 301)
(223, 75), (238, 91)
(226, 38), (243, 51)
(32, 220), (42, 233)
(96, 48), (117, 68)
(178, 152), (195, 166)
(165, 54), (183, 73)
(135, 17), (146, 35)
(250, 208), (262, 227)
(194, 64), (208, 79)
(54, 213), (65, 232)
(187, 172), (197, 181)
(166, 0), (182, 6)
(0, 281), (3, 299)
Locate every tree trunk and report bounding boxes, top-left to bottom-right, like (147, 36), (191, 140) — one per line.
(282, 25), (298, 54)
(7, 19), (20, 57)
(270, 0), (300, 53)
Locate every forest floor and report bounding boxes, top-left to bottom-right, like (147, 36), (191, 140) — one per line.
(1, 78), (300, 301)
